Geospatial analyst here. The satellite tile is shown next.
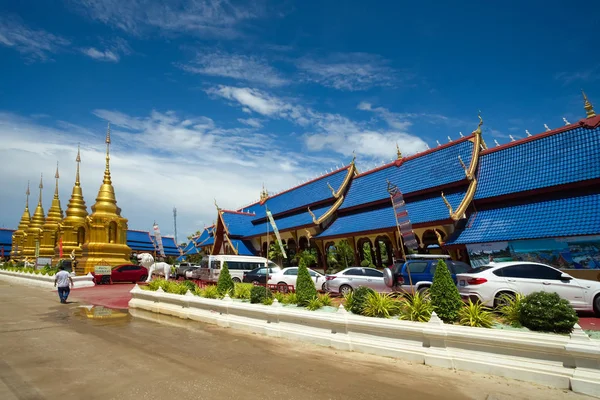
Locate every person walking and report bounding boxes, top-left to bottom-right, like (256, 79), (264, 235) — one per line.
(54, 266), (74, 304)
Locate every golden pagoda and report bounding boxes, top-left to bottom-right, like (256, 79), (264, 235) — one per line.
(22, 174), (46, 260)
(10, 182), (32, 261)
(77, 124), (131, 274)
(39, 162), (64, 259)
(53, 145), (88, 264)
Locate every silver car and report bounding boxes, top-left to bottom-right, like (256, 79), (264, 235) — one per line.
(325, 267), (391, 295)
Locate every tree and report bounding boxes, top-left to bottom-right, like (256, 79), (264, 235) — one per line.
(295, 248), (317, 269)
(216, 261), (234, 296)
(268, 241), (287, 266)
(296, 253), (318, 306)
(187, 230), (202, 240)
(334, 240), (354, 269)
(429, 260), (463, 323)
(378, 241), (389, 264)
(362, 242), (373, 265)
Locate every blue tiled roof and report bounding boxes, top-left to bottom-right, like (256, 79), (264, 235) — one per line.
(447, 193), (600, 245)
(230, 239), (256, 256)
(340, 140), (474, 210)
(155, 236), (180, 256)
(200, 235), (214, 247)
(182, 240), (197, 254)
(244, 167), (349, 219)
(475, 126), (600, 200)
(0, 229), (13, 253)
(222, 212), (255, 237)
(193, 227), (214, 245)
(317, 192), (465, 238)
(245, 205), (331, 237)
(127, 230), (154, 244)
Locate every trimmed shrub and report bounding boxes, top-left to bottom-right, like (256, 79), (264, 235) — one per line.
(202, 285), (220, 299)
(458, 300), (495, 328)
(180, 280), (197, 293)
(429, 260), (463, 323)
(399, 292), (433, 322)
(349, 286), (375, 314)
(317, 293), (333, 306)
(233, 283), (253, 300)
(216, 261), (234, 296)
(361, 292), (400, 318)
(296, 263), (317, 306)
(519, 292), (578, 334)
(250, 286), (272, 304)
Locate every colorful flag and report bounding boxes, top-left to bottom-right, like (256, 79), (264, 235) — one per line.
(58, 237), (63, 258)
(387, 181), (418, 250)
(153, 222), (166, 257)
(266, 209), (287, 259)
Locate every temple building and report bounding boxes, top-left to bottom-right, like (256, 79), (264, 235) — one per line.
(21, 175), (46, 261)
(10, 182), (31, 259)
(1, 228), (14, 261)
(39, 163), (64, 260)
(181, 92), (600, 281)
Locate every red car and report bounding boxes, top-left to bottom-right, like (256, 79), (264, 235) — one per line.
(93, 264), (148, 284)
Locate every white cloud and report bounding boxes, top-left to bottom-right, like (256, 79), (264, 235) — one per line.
(0, 110), (338, 238)
(297, 53), (400, 91)
(238, 118), (263, 128)
(209, 85), (428, 159)
(82, 48), (119, 62)
(555, 65), (600, 86)
(72, 0), (263, 39)
(0, 15), (70, 61)
(180, 50), (288, 87)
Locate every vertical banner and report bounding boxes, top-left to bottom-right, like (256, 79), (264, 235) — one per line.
(266, 209), (287, 259)
(153, 222), (166, 257)
(387, 181), (419, 250)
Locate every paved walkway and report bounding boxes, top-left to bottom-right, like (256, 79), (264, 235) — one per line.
(0, 281), (593, 400)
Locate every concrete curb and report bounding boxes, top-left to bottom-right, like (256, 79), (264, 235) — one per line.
(0, 269), (95, 289)
(129, 285), (600, 398)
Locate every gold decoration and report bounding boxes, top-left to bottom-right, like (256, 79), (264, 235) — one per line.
(40, 161), (64, 259)
(457, 155), (467, 176)
(260, 183), (269, 202)
(10, 181), (32, 260)
(434, 230), (444, 247)
(21, 173), (46, 260)
(307, 206), (318, 224)
(582, 90), (596, 118)
(396, 143), (402, 159)
(441, 192), (453, 213)
(214, 199), (220, 210)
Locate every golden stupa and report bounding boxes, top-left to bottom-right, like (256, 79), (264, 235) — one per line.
(10, 182), (32, 260)
(76, 124), (131, 274)
(39, 163), (64, 259)
(21, 175), (46, 260)
(52, 145), (88, 264)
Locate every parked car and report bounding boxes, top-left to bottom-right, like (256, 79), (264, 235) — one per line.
(456, 261), (600, 315)
(384, 254), (472, 294)
(325, 267), (390, 295)
(176, 262), (197, 278)
(184, 265), (202, 280)
(267, 267), (326, 291)
(242, 266), (282, 285)
(107, 264), (148, 283)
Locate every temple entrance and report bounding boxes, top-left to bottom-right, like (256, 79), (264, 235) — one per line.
(375, 235), (392, 268)
(77, 227), (85, 246)
(357, 238), (375, 267)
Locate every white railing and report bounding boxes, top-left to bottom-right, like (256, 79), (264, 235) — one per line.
(0, 269), (95, 289)
(129, 285), (600, 398)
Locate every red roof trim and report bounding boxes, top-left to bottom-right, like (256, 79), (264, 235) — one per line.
(239, 164), (352, 211)
(482, 116), (600, 156)
(354, 135), (475, 179)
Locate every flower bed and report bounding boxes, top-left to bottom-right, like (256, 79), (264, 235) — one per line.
(0, 268), (95, 289)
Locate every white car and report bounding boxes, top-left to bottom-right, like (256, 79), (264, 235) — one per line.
(267, 267), (326, 292)
(456, 261), (600, 315)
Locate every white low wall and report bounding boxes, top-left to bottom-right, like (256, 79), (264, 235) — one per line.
(129, 285), (600, 398)
(0, 269), (95, 289)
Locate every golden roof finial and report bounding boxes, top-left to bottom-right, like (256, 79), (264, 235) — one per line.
(396, 143), (402, 159)
(214, 198), (220, 210)
(75, 143), (81, 186)
(474, 111), (483, 135)
(54, 161), (60, 195)
(38, 173), (43, 206)
(351, 151), (356, 164)
(103, 123), (112, 184)
(582, 90), (596, 118)
(26, 180), (30, 207)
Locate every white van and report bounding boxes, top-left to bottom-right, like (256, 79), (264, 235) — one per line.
(197, 255), (281, 283)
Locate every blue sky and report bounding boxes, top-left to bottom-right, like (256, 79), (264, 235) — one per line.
(0, 0), (598, 241)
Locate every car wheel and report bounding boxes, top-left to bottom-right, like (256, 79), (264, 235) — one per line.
(322, 282), (326, 292)
(340, 285), (353, 296)
(232, 277), (241, 283)
(277, 282), (289, 293)
(594, 294), (600, 318)
(417, 286), (430, 297)
(494, 291), (515, 309)
(252, 280), (260, 285)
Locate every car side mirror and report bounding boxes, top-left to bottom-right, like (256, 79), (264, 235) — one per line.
(560, 273), (573, 281)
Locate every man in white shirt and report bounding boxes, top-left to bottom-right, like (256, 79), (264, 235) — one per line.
(54, 266), (74, 304)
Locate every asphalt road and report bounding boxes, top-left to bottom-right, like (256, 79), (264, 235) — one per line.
(0, 281), (592, 400)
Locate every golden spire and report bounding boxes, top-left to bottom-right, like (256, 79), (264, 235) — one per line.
(28, 173), (46, 231)
(64, 145), (88, 222)
(44, 161), (64, 225)
(17, 181), (32, 232)
(90, 123), (119, 215)
(75, 143), (81, 186)
(396, 143), (402, 159)
(260, 183), (268, 202)
(582, 90), (596, 118)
